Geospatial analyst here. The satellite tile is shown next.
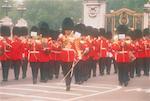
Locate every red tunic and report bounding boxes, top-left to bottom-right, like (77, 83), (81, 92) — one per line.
(133, 39), (145, 59)
(112, 40), (133, 63)
(28, 39), (41, 62)
(11, 37), (23, 60)
(61, 48), (75, 62)
(0, 37), (12, 61)
(98, 37), (109, 58)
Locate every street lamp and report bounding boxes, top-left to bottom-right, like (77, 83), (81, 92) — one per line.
(144, 1), (150, 29)
(1, 0), (12, 16)
(17, 1), (27, 18)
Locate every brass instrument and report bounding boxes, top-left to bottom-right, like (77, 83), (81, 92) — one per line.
(41, 37), (51, 55)
(0, 37), (12, 56)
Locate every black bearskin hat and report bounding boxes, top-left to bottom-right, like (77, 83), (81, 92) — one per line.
(134, 29), (142, 39)
(127, 30), (134, 40)
(1, 26), (11, 37)
(20, 27), (28, 36)
(30, 26), (39, 33)
(62, 17), (74, 31)
(38, 21), (50, 37)
(74, 23), (85, 35)
(92, 28), (99, 38)
(99, 28), (105, 36)
(85, 26), (93, 36)
(117, 25), (128, 34)
(105, 31), (112, 40)
(143, 28), (149, 37)
(30, 26), (39, 37)
(12, 26), (21, 37)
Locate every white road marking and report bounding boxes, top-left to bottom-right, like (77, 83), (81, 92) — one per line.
(67, 86), (122, 101)
(125, 88), (143, 92)
(56, 83), (114, 89)
(8, 84), (100, 93)
(0, 83), (122, 101)
(125, 88), (150, 93)
(0, 87), (81, 96)
(0, 92), (64, 101)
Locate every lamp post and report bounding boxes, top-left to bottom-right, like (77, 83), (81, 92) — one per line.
(144, 1), (150, 29)
(17, 1), (26, 18)
(1, 0), (12, 16)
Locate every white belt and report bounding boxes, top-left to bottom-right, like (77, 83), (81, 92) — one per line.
(101, 48), (106, 50)
(30, 51), (39, 53)
(62, 48), (74, 51)
(118, 51), (128, 53)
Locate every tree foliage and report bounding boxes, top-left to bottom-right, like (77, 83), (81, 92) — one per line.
(0, 0), (149, 30)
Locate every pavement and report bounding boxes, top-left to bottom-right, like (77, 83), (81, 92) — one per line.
(0, 66), (150, 101)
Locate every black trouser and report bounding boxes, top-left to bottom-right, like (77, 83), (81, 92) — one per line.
(48, 60), (54, 80)
(51, 60), (61, 78)
(99, 58), (107, 75)
(61, 62), (73, 88)
(106, 57), (112, 74)
(135, 58), (144, 76)
(74, 60), (86, 83)
(117, 63), (129, 84)
(12, 60), (21, 80)
(143, 58), (150, 76)
(87, 58), (93, 78)
(22, 57), (28, 78)
(129, 60), (136, 78)
(113, 58), (118, 73)
(74, 61), (81, 83)
(91, 59), (97, 76)
(1, 60), (11, 81)
(40, 62), (50, 82)
(30, 62), (40, 83)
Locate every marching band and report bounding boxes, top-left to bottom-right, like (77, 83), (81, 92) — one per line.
(0, 17), (149, 91)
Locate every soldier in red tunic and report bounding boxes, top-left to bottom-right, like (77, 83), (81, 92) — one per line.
(60, 17), (75, 91)
(133, 29), (144, 77)
(98, 28), (111, 75)
(50, 33), (62, 79)
(11, 26), (24, 80)
(28, 26), (41, 84)
(112, 25), (132, 86)
(0, 25), (12, 81)
(74, 23), (90, 84)
(142, 28), (150, 76)
(20, 27), (29, 79)
(38, 22), (52, 82)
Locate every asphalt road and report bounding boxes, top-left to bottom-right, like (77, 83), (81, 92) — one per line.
(0, 65), (150, 101)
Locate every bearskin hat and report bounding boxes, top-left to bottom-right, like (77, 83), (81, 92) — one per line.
(117, 25), (128, 34)
(143, 28), (149, 37)
(0, 26), (11, 37)
(99, 28), (105, 36)
(30, 26), (39, 33)
(20, 27), (28, 36)
(85, 26), (93, 36)
(127, 30), (134, 40)
(105, 31), (112, 40)
(90, 28), (99, 38)
(30, 26), (39, 37)
(74, 23), (86, 35)
(62, 17), (74, 31)
(12, 26), (21, 37)
(134, 29), (142, 39)
(38, 21), (50, 38)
